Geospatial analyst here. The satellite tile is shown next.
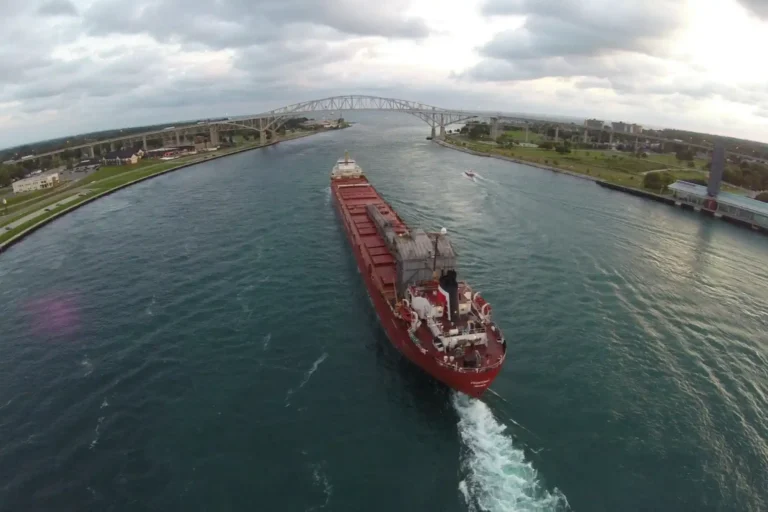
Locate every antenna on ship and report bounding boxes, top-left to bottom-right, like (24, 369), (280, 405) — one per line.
(344, 150), (349, 163)
(432, 227), (447, 273)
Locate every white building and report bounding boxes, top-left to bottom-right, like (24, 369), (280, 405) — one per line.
(12, 173), (60, 194)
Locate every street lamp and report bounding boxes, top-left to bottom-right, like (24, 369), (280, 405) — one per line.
(2, 198), (6, 216)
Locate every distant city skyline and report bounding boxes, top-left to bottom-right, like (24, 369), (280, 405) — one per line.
(2, 0), (768, 148)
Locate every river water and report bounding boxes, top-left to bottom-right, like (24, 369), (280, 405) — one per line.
(0, 114), (766, 512)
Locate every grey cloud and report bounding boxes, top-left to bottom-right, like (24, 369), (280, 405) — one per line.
(480, 0), (685, 59)
(234, 39), (368, 81)
(468, 0), (687, 86)
(83, 0), (429, 50)
(738, 0), (768, 18)
(465, 51), (668, 83)
(573, 77), (613, 90)
(463, 0), (768, 108)
(37, 0), (78, 16)
(0, 49), (52, 85)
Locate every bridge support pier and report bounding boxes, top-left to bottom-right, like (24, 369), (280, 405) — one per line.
(175, 131), (181, 147)
(490, 117), (500, 141)
(431, 125), (436, 139)
(525, 124), (529, 143)
(554, 126), (559, 143)
(209, 126), (219, 147)
(609, 131), (613, 144)
(259, 119), (267, 145)
(142, 136), (148, 151)
(583, 130), (588, 143)
(439, 125), (446, 139)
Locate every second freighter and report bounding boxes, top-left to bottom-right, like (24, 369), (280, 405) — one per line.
(330, 152), (507, 397)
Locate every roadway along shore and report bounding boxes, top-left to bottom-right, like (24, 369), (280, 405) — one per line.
(0, 130), (322, 255)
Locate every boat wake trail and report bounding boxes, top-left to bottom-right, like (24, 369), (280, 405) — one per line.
(285, 353), (329, 406)
(452, 393), (570, 512)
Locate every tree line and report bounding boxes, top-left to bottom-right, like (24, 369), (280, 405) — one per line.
(0, 164), (26, 188)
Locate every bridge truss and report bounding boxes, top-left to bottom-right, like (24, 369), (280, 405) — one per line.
(224, 95), (480, 135)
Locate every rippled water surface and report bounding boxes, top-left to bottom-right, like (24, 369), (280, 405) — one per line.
(1, 115), (767, 512)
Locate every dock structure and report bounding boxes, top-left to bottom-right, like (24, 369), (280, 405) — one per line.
(668, 139), (768, 232)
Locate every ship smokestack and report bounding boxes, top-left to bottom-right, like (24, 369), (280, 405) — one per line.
(438, 270), (459, 322)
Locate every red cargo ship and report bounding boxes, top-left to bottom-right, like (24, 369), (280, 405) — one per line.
(330, 152), (507, 397)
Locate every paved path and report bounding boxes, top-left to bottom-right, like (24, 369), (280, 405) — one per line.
(2, 191), (90, 233)
(639, 167), (682, 175)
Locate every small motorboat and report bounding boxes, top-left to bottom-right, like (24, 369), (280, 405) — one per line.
(463, 169), (476, 179)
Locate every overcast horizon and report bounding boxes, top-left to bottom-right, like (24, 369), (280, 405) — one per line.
(2, 0), (768, 149)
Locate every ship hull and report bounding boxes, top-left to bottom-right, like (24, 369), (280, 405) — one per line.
(331, 188), (499, 397)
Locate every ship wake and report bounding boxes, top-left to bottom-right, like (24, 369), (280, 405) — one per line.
(452, 393), (569, 512)
(285, 353), (328, 406)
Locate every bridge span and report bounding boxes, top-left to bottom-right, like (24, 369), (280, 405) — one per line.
(5, 94), (741, 165)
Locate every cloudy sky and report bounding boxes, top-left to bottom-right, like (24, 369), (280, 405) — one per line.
(2, 0), (768, 148)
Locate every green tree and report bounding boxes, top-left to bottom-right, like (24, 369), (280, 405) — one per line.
(643, 171), (674, 192)
(755, 192), (768, 203)
(723, 167), (743, 186)
(468, 123), (489, 140)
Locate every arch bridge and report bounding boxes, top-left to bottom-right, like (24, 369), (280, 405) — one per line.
(220, 95), (487, 143)
(8, 94), (745, 164)
(7, 95), (514, 164)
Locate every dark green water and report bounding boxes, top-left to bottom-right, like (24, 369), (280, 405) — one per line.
(1, 115), (767, 512)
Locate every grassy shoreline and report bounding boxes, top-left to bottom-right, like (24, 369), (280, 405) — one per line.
(0, 131), (319, 253)
(437, 136), (749, 195)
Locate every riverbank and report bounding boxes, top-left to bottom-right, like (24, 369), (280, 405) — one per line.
(434, 139), (600, 183)
(0, 131), (317, 254)
(437, 138), (768, 236)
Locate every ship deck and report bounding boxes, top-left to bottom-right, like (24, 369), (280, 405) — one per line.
(332, 176), (404, 302)
(333, 173), (507, 378)
(409, 281), (506, 371)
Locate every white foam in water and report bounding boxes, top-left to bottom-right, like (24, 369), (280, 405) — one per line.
(285, 353), (329, 405)
(308, 464), (333, 511)
(452, 393), (569, 512)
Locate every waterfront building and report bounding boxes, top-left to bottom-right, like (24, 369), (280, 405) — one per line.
(12, 172), (60, 194)
(102, 149), (143, 165)
(668, 182), (768, 230)
(669, 140), (768, 231)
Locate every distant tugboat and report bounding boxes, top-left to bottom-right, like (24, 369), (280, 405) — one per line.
(330, 152), (507, 397)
